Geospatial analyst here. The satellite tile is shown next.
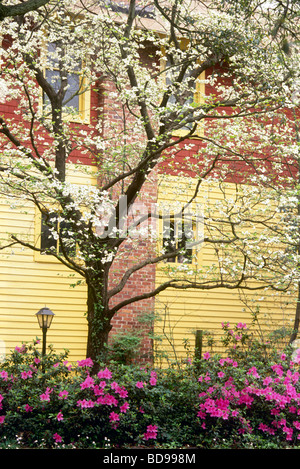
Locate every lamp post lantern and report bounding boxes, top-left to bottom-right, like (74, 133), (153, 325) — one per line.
(36, 307), (55, 355)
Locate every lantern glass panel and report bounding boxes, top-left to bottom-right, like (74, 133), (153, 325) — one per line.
(36, 308), (54, 329)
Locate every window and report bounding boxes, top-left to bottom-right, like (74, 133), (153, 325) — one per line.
(34, 164), (97, 262)
(162, 214), (194, 263)
(161, 44), (205, 137)
(39, 211), (76, 258)
(43, 40), (90, 123)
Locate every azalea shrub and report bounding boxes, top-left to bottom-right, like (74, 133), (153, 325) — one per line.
(0, 341), (201, 448)
(0, 326), (300, 449)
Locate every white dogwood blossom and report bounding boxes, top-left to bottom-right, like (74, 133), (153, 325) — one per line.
(0, 0), (298, 359)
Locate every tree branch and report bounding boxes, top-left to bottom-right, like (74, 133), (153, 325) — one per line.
(0, 0), (50, 20)
(10, 234), (87, 278)
(109, 272), (290, 316)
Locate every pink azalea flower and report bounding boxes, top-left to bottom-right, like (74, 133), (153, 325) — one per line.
(15, 344), (26, 353)
(56, 412), (64, 421)
(40, 387), (52, 402)
(40, 392), (50, 402)
(271, 364), (284, 377)
(263, 376), (273, 386)
(96, 394), (118, 406)
(0, 415), (5, 424)
(293, 421), (300, 430)
(120, 402), (130, 413)
(118, 388), (128, 398)
(203, 352), (210, 360)
(143, 425), (158, 440)
(80, 375), (95, 390)
(58, 390), (69, 400)
(77, 358), (93, 368)
(247, 366), (260, 378)
(150, 372), (157, 385)
(77, 399), (95, 408)
(53, 433), (62, 443)
(21, 370), (33, 379)
(25, 404), (33, 413)
(0, 371), (8, 381)
(136, 381), (144, 389)
(236, 322), (247, 330)
(110, 381), (119, 390)
(93, 385), (104, 396)
(258, 423), (269, 432)
(222, 322), (230, 329)
(97, 367), (112, 379)
(109, 411), (120, 422)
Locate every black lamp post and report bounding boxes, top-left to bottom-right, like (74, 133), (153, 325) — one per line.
(36, 307), (55, 355)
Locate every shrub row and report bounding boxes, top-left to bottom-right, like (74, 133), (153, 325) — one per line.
(0, 324), (300, 449)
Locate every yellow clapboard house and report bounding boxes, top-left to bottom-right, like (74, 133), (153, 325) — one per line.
(0, 164), (97, 363)
(154, 174), (297, 363)
(0, 167), (297, 364)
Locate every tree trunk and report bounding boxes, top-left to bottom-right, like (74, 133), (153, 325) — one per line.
(85, 281), (112, 373)
(290, 281), (300, 344)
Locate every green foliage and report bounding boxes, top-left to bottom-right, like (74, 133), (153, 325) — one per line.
(219, 310), (292, 367)
(1, 325), (300, 449)
(107, 331), (142, 364)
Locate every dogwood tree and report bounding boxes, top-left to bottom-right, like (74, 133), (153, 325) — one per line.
(0, 0), (299, 365)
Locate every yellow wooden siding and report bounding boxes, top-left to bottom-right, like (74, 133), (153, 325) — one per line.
(154, 175), (296, 362)
(0, 164), (97, 363)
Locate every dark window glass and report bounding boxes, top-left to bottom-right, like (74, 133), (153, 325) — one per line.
(163, 215), (193, 263)
(166, 59), (195, 131)
(178, 219), (193, 263)
(58, 219), (76, 257)
(40, 212), (75, 258)
(41, 212), (58, 253)
(44, 42), (81, 111)
(163, 218), (176, 262)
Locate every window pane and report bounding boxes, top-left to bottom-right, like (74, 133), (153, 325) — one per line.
(47, 42), (60, 68)
(44, 41), (81, 112)
(163, 218), (176, 262)
(47, 41), (81, 71)
(45, 69), (61, 93)
(166, 59), (195, 131)
(44, 70), (80, 111)
(41, 212), (58, 253)
(65, 73), (80, 110)
(178, 218), (193, 263)
(59, 219), (76, 257)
